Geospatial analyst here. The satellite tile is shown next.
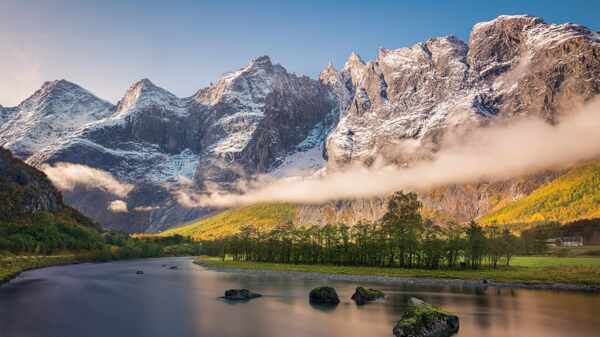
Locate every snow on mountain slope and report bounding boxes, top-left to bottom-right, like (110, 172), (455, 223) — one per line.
(26, 78), (201, 182)
(194, 56), (276, 156)
(325, 15), (600, 167)
(192, 55), (337, 187)
(115, 78), (189, 119)
(0, 80), (114, 158)
(326, 35), (476, 166)
(2, 56), (335, 231)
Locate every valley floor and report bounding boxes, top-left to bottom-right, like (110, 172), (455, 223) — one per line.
(195, 256), (600, 291)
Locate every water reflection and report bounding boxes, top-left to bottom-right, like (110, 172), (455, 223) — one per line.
(0, 257), (599, 337)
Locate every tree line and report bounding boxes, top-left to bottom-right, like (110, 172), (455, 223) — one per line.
(0, 210), (202, 260)
(201, 192), (523, 270)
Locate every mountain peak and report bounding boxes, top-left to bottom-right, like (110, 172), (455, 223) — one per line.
(116, 78), (186, 116)
(345, 52), (364, 66)
(321, 61), (337, 74)
(18, 79), (107, 112)
(133, 78), (155, 88)
(472, 14), (543, 36)
(319, 62), (340, 84)
(38, 79), (84, 93)
(248, 55), (273, 69)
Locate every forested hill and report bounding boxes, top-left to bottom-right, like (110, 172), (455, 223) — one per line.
(1, 147), (65, 219)
(0, 146), (102, 252)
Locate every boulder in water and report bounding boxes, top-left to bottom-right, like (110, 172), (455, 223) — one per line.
(351, 287), (384, 305)
(222, 289), (262, 301)
(309, 286), (340, 305)
(393, 297), (459, 337)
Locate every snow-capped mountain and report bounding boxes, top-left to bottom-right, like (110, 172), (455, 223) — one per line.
(192, 55), (337, 189)
(1, 15), (599, 231)
(0, 80), (113, 159)
(325, 15), (600, 168)
(2, 56), (337, 231)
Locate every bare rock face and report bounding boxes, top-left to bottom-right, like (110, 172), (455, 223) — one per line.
(419, 171), (561, 222)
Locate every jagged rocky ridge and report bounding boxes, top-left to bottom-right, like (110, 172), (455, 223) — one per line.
(1, 15), (599, 231)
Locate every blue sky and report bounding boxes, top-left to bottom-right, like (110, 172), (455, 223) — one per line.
(1, 0), (599, 106)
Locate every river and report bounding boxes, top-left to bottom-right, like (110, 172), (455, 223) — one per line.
(1, 257), (599, 337)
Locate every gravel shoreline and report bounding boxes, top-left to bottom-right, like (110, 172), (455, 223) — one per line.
(196, 262), (600, 293)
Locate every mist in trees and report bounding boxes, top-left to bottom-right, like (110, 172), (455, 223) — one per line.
(201, 191), (520, 270)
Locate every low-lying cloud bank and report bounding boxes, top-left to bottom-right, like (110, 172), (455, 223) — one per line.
(184, 99), (600, 208)
(42, 162), (133, 198)
(40, 100), (600, 211)
(108, 200), (128, 213)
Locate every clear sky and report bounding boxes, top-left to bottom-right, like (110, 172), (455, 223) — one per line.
(1, 0), (599, 106)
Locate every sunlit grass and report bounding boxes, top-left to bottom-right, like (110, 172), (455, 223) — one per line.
(482, 162), (600, 227)
(0, 254), (83, 284)
(195, 256), (600, 286)
(161, 203), (297, 240)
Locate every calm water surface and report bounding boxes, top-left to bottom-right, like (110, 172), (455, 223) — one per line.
(1, 257), (599, 337)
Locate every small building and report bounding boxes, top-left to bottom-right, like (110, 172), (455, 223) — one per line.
(547, 236), (584, 247)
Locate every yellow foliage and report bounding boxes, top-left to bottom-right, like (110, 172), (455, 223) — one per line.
(161, 203), (297, 240)
(481, 162), (600, 226)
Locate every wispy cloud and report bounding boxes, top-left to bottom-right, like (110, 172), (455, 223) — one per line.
(42, 162), (134, 198)
(108, 200), (128, 213)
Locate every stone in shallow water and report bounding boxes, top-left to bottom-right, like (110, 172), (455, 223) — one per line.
(393, 297), (459, 337)
(351, 286), (385, 305)
(222, 289), (262, 301)
(309, 286), (340, 305)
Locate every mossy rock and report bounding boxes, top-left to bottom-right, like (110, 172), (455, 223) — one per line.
(351, 286), (385, 305)
(309, 286), (340, 305)
(393, 297), (459, 337)
(222, 289), (262, 301)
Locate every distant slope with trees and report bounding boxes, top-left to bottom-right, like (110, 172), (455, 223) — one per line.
(481, 162), (600, 227)
(161, 203), (297, 240)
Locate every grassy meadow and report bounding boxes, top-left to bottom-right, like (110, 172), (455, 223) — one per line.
(195, 255), (600, 286)
(0, 254), (86, 284)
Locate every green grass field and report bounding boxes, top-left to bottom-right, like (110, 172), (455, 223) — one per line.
(0, 254), (85, 284)
(511, 256), (600, 268)
(195, 256), (600, 286)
